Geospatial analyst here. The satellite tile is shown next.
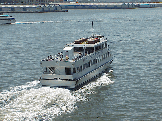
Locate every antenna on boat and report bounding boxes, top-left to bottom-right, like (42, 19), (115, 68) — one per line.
(92, 21), (94, 37)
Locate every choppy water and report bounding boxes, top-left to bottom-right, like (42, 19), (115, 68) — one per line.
(0, 8), (162, 120)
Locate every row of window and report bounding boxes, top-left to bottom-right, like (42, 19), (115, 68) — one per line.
(74, 43), (108, 54)
(44, 51), (110, 75)
(72, 51), (110, 74)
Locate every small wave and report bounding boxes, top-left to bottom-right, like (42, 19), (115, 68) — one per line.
(12, 20), (103, 25)
(0, 81), (80, 120)
(74, 73), (114, 97)
(0, 73), (113, 120)
(14, 21), (54, 24)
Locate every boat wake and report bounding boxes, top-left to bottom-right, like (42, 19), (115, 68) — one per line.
(11, 20), (103, 25)
(0, 73), (113, 120)
(76, 72), (114, 94)
(13, 21), (54, 24)
(0, 81), (79, 120)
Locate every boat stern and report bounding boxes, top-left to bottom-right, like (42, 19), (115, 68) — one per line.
(39, 78), (76, 89)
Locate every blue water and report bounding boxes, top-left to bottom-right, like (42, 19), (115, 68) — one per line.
(0, 8), (162, 120)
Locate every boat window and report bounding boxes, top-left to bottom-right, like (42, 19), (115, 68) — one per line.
(73, 68), (76, 73)
(80, 66), (82, 72)
(95, 45), (101, 51)
(88, 61), (90, 67)
(93, 59), (97, 64)
(99, 45), (101, 50)
(74, 47), (83, 52)
(85, 47), (94, 54)
(108, 52), (110, 56)
(65, 67), (71, 75)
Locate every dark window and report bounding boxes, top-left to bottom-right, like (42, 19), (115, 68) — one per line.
(65, 67), (71, 75)
(80, 66), (82, 72)
(88, 62), (90, 67)
(73, 68), (76, 73)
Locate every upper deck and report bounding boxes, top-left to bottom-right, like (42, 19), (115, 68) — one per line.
(0, 15), (9, 17)
(41, 35), (110, 67)
(66, 35), (106, 48)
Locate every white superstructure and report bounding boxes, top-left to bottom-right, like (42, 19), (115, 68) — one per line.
(0, 14), (16, 24)
(40, 34), (113, 89)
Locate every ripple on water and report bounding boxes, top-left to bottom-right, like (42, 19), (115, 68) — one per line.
(0, 73), (113, 120)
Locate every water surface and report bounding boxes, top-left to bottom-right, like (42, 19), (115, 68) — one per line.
(0, 8), (162, 120)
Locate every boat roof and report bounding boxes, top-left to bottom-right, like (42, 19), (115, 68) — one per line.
(0, 15), (10, 17)
(66, 35), (107, 48)
(63, 46), (73, 50)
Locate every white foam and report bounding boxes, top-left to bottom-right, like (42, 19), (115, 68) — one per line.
(74, 73), (114, 97)
(4, 88), (77, 120)
(0, 81), (80, 120)
(0, 73), (113, 120)
(14, 21), (54, 24)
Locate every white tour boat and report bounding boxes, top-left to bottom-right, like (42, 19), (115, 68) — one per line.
(40, 34), (113, 89)
(0, 14), (16, 24)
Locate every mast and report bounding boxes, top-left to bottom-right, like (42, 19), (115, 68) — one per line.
(92, 21), (94, 37)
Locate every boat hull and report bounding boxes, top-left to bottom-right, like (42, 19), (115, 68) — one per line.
(40, 59), (113, 89)
(40, 79), (76, 88)
(75, 60), (111, 87)
(0, 19), (16, 24)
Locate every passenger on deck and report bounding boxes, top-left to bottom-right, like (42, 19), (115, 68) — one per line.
(48, 55), (52, 61)
(46, 56), (49, 61)
(65, 55), (69, 61)
(60, 52), (63, 58)
(50, 55), (52, 59)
